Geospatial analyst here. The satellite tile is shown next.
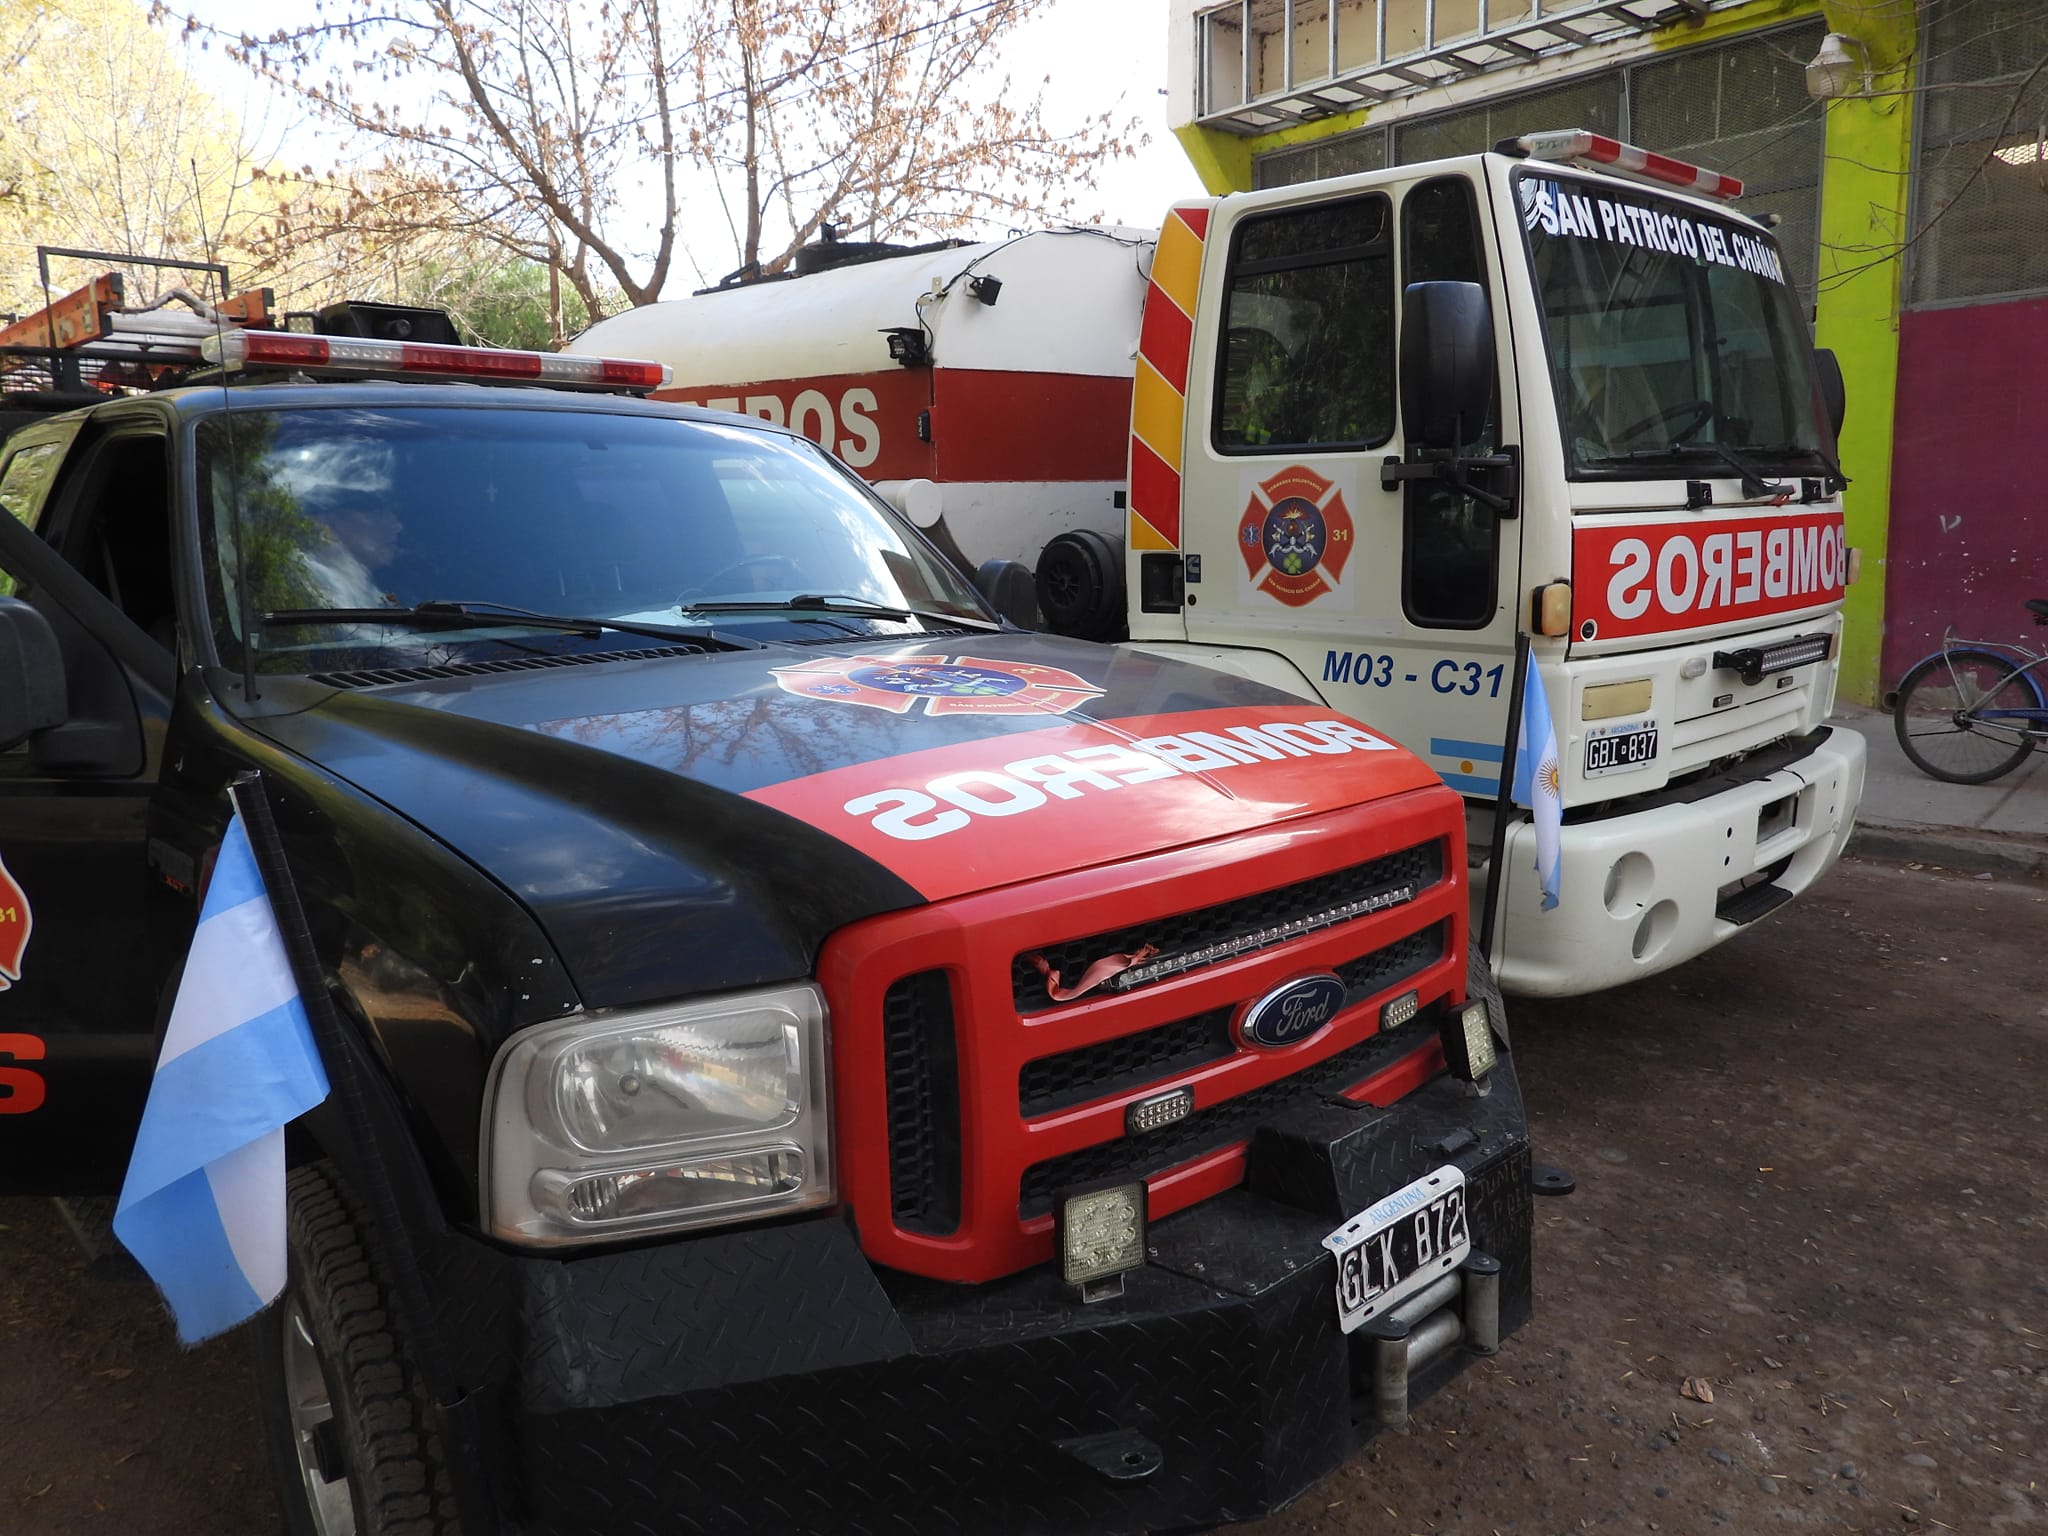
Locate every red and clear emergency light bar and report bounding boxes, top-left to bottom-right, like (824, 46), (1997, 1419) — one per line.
(1504, 129), (1744, 201)
(201, 329), (672, 391)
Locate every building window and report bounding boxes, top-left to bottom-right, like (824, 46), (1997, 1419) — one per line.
(1212, 194), (1397, 451)
(1629, 21), (1826, 300)
(1249, 23), (1824, 301)
(1392, 71), (1623, 164)
(1254, 127), (1389, 188)
(1909, 0), (2048, 307)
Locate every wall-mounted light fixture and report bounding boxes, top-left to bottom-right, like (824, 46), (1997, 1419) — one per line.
(1805, 32), (1872, 100)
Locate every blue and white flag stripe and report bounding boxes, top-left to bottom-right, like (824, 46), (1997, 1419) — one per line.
(1509, 662), (1564, 911)
(114, 814), (330, 1345)
(1428, 737), (1504, 797)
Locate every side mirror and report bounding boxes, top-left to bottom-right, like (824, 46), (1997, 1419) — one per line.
(0, 596), (67, 752)
(1813, 346), (1847, 441)
(1400, 281), (1494, 451)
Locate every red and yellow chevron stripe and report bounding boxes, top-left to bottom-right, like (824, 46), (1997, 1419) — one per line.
(1129, 204), (1210, 553)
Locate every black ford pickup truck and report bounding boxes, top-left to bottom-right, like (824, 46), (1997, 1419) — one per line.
(0, 323), (1534, 1535)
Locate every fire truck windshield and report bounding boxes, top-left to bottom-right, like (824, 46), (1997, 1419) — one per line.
(1515, 171), (1833, 486)
(196, 405), (991, 673)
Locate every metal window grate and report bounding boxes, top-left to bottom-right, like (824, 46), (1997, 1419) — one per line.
(1250, 23), (1827, 303)
(1197, 0), (1753, 133)
(1909, 0), (2048, 307)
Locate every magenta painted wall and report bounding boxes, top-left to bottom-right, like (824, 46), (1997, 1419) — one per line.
(1884, 299), (2048, 693)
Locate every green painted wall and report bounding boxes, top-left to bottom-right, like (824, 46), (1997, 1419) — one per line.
(1815, 1), (1915, 704)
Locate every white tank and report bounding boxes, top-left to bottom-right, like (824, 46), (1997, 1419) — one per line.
(570, 227), (1156, 631)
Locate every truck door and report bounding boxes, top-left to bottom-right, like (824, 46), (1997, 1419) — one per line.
(0, 419), (180, 1194)
(1180, 172), (1526, 795)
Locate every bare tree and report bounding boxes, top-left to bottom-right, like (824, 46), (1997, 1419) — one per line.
(169, 0), (1140, 312)
(165, 0), (695, 327)
(689, 0), (1140, 281)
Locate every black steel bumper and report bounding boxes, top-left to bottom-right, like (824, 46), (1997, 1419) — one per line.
(413, 1060), (1532, 1536)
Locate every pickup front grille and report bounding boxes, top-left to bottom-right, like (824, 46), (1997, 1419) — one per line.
(1011, 841), (1443, 1012)
(825, 798), (1466, 1285)
(1018, 1024), (1429, 1219)
(1015, 920), (1449, 1119)
(883, 971), (961, 1235)
(1018, 1008), (1236, 1119)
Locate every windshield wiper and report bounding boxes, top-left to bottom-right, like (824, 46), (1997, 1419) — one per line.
(677, 593), (998, 629)
(1584, 440), (1796, 500)
(262, 600), (757, 649)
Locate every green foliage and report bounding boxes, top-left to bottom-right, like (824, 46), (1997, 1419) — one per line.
(402, 259), (614, 351)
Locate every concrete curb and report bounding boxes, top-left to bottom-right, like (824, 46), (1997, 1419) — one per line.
(1846, 823), (2048, 880)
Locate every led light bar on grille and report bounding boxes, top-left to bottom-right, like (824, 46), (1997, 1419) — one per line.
(1108, 882), (1420, 991)
(1713, 633), (1833, 687)
(1504, 129), (1744, 201)
(201, 329), (672, 390)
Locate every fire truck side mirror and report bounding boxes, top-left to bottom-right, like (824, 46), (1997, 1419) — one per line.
(0, 596), (68, 752)
(1813, 347), (1847, 442)
(1399, 281), (1494, 453)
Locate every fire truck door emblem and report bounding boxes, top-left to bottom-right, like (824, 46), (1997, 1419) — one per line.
(771, 655), (1105, 716)
(1239, 465), (1354, 608)
(0, 852), (30, 991)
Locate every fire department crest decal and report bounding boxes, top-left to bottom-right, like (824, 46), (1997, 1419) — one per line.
(771, 654), (1105, 716)
(0, 852), (30, 992)
(1238, 465), (1354, 608)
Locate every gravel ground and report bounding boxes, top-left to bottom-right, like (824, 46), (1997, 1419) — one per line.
(3, 855), (2043, 1535)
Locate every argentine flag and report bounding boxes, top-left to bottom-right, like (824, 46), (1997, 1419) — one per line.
(114, 813), (330, 1344)
(1509, 659), (1564, 911)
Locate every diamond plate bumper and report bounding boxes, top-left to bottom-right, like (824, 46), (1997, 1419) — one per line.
(423, 1055), (1531, 1536)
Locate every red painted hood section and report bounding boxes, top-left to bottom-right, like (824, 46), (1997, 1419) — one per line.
(743, 704), (1444, 901)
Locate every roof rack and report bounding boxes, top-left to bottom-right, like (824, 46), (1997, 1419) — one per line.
(0, 246), (669, 398)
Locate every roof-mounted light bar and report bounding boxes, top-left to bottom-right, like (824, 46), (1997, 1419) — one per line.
(201, 329), (672, 391)
(1501, 129), (1744, 201)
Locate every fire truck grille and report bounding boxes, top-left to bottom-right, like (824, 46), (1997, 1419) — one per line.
(1016, 1025), (1430, 1220)
(1015, 921), (1449, 1119)
(1010, 840), (1443, 1012)
(882, 971), (961, 1235)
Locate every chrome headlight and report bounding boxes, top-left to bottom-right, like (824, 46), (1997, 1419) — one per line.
(482, 983), (833, 1246)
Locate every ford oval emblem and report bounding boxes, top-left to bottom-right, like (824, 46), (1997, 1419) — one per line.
(1238, 973), (1347, 1050)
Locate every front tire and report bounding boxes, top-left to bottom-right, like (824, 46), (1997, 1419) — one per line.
(250, 1163), (463, 1536)
(1892, 647), (2038, 784)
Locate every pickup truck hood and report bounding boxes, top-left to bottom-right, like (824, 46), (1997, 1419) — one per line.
(251, 633), (1440, 1008)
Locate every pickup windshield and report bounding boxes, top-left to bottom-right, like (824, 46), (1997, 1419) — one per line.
(1516, 170), (1832, 484)
(196, 406), (989, 673)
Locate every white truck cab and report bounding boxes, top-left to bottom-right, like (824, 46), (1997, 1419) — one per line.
(1123, 132), (1866, 996)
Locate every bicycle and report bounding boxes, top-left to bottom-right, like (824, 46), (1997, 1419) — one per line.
(1891, 598), (2048, 784)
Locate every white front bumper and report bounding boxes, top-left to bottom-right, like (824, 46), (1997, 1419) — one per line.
(1488, 724), (1867, 998)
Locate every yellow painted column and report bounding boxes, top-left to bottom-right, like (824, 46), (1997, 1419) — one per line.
(1815, 1), (1916, 704)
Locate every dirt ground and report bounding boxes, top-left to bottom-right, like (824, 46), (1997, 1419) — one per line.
(3, 855), (2044, 1535)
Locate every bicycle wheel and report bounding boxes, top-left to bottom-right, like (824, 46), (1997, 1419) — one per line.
(1892, 647), (2041, 784)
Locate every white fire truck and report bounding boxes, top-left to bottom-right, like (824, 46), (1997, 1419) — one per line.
(575, 131), (1868, 996)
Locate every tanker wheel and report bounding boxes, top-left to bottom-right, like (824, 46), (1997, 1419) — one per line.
(1035, 529), (1126, 641)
